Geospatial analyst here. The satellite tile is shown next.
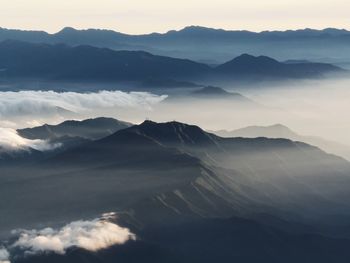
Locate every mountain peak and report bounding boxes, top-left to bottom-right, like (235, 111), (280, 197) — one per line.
(269, 123), (291, 130)
(193, 86), (229, 95)
(181, 25), (217, 32)
(216, 54), (281, 73)
(138, 120), (197, 131)
(57, 27), (78, 34)
(232, 54), (279, 64)
(127, 120), (217, 147)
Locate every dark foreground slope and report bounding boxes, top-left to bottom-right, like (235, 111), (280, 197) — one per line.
(2, 120), (350, 231)
(14, 217), (350, 263)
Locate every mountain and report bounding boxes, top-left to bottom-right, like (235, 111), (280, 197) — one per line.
(214, 124), (350, 161)
(12, 217), (350, 263)
(0, 40), (343, 86)
(15, 117), (133, 154)
(18, 117), (132, 140)
(215, 123), (299, 138)
(191, 86), (245, 98)
(0, 40), (210, 82)
(216, 54), (342, 78)
(0, 145), (43, 165)
(5, 120), (349, 228)
(163, 86), (255, 106)
(3, 119), (350, 262)
(2, 26), (350, 64)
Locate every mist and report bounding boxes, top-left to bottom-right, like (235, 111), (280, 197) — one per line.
(0, 90), (167, 129)
(0, 248), (10, 263)
(139, 78), (350, 147)
(0, 78), (350, 156)
(0, 128), (59, 152)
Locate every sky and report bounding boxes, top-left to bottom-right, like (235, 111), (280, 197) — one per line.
(0, 0), (349, 34)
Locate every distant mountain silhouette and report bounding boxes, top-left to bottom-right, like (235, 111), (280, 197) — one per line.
(215, 124), (299, 138)
(0, 40), (210, 82)
(1, 26), (350, 64)
(15, 117), (132, 154)
(191, 86), (245, 98)
(284, 59), (312, 64)
(214, 124), (350, 161)
(0, 40), (343, 85)
(216, 54), (342, 78)
(18, 117), (132, 140)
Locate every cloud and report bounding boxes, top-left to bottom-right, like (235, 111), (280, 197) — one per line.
(0, 90), (167, 129)
(12, 213), (135, 255)
(0, 128), (60, 152)
(0, 90), (166, 117)
(0, 248), (10, 263)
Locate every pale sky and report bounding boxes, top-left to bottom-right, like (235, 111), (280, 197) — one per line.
(0, 0), (349, 34)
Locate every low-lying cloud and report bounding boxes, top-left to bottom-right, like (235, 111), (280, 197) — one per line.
(0, 248), (10, 263)
(0, 128), (59, 152)
(0, 90), (167, 128)
(11, 213), (135, 256)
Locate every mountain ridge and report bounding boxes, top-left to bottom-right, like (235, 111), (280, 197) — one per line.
(2, 26), (350, 64)
(0, 40), (343, 85)
(214, 124), (350, 160)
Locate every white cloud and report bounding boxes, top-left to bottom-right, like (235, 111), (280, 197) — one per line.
(0, 248), (10, 263)
(12, 213), (135, 255)
(0, 128), (60, 152)
(0, 90), (167, 115)
(0, 90), (167, 129)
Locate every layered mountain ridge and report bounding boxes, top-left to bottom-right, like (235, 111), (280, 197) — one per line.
(2, 26), (350, 64)
(0, 40), (343, 86)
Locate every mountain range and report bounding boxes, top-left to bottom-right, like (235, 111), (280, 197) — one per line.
(214, 124), (350, 161)
(3, 119), (350, 228)
(18, 117), (132, 141)
(3, 118), (350, 262)
(2, 26), (350, 65)
(0, 40), (343, 87)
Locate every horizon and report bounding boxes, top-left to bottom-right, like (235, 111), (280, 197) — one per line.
(1, 0), (350, 34)
(1, 25), (349, 35)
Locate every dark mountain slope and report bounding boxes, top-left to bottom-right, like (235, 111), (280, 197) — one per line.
(0, 40), (343, 85)
(12, 216), (350, 263)
(2, 120), (350, 240)
(0, 40), (210, 81)
(18, 117), (132, 140)
(0, 146), (43, 165)
(42, 121), (350, 222)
